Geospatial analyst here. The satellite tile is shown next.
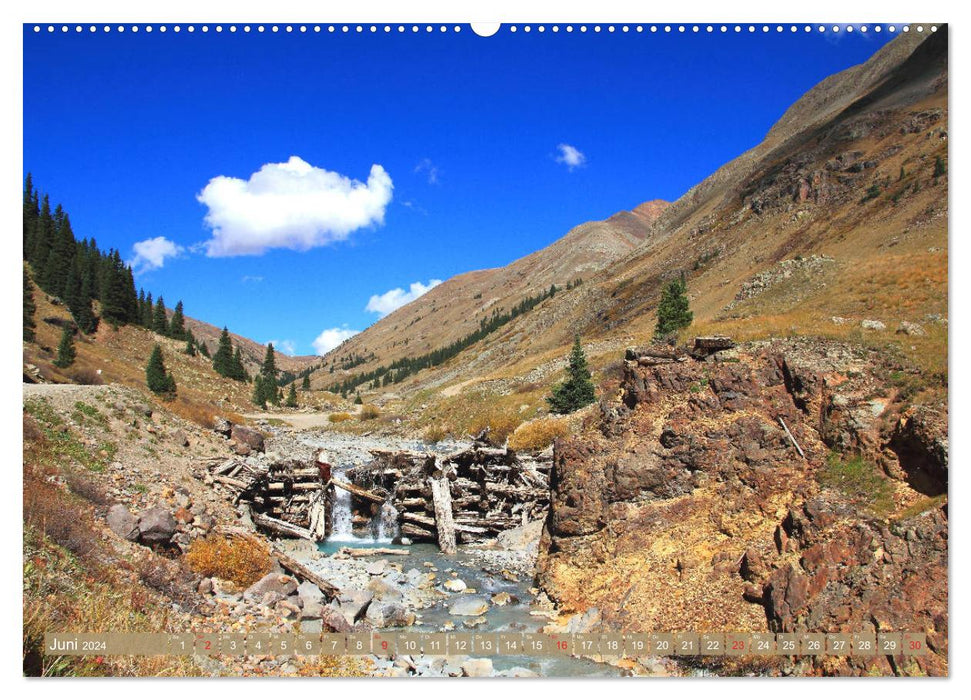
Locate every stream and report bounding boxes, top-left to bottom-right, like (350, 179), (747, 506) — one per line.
(291, 429), (625, 677)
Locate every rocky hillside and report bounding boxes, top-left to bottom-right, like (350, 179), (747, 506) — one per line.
(182, 315), (318, 376)
(314, 198), (669, 375)
(537, 339), (947, 676)
(316, 28), (947, 433)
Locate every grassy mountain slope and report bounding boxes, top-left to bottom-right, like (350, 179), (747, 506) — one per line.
(317, 28), (947, 434)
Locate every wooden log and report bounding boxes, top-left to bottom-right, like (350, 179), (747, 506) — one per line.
(212, 474), (250, 490)
(251, 510), (314, 541)
(402, 511), (488, 535)
(401, 522), (436, 538)
(429, 476), (457, 554)
(308, 490), (328, 541)
(340, 547), (411, 557)
(331, 478), (386, 503)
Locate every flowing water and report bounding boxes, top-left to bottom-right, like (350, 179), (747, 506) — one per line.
(300, 430), (623, 677)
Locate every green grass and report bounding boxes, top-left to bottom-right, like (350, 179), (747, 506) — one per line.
(818, 452), (895, 517)
(71, 401), (107, 428)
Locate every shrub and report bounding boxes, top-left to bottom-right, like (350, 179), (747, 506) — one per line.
(358, 404), (381, 421)
(329, 412), (353, 423)
(468, 411), (522, 446)
(423, 424), (448, 443)
(508, 418), (569, 451)
(185, 534), (272, 588)
(69, 367), (103, 385)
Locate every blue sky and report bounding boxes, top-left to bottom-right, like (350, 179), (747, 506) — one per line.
(23, 24), (894, 356)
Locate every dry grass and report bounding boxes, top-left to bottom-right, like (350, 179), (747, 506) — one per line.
(422, 424), (449, 443)
(329, 412), (353, 423)
(185, 534), (272, 588)
(508, 417), (570, 451)
(358, 404), (381, 421)
(468, 410), (522, 446)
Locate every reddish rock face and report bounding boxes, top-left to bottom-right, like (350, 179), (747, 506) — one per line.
(538, 339), (948, 676)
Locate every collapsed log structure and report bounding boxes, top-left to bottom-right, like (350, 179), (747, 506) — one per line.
(347, 439), (551, 547)
(195, 438), (552, 552)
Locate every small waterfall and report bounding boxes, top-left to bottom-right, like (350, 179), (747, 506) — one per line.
(328, 469), (354, 541)
(375, 501), (400, 541)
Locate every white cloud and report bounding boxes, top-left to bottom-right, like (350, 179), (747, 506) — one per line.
(414, 158), (439, 184)
(268, 339), (296, 356)
(312, 327), (360, 356)
(198, 156), (393, 257)
(241, 275), (264, 284)
(365, 279), (443, 317)
(130, 236), (185, 273)
(555, 143), (587, 171)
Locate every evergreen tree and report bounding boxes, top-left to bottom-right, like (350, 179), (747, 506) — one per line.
(23, 174), (39, 256)
(23, 268), (36, 342)
(654, 273), (693, 339)
(198, 341), (210, 358)
(547, 334), (596, 414)
(101, 251), (132, 325)
(168, 300), (186, 340)
(140, 292), (151, 327)
(354, 393), (363, 405)
(230, 347), (248, 381)
(145, 344), (177, 397)
(934, 155), (947, 179)
(212, 327), (234, 376)
(285, 383), (298, 408)
(43, 212), (76, 295)
(259, 343), (280, 405)
(251, 376), (267, 408)
(152, 296), (168, 335)
(302, 374), (311, 391)
(184, 339), (196, 356)
(53, 326), (77, 368)
(31, 195), (54, 274)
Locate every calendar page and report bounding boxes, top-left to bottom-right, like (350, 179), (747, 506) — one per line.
(20, 5), (948, 683)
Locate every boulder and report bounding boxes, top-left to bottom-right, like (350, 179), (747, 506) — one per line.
(897, 321), (927, 336)
(366, 559), (388, 576)
(320, 603), (354, 633)
(460, 658), (494, 677)
(365, 601), (415, 628)
(491, 591), (515, 606)
(860, 319), (886, 331)
(244, 573), (298, 600)
(137, 506), (177, 545)
(107, 503), (140, 541)
(496, 519), (545, 551)
(448, 596), (490, 616)
(231, 425), (264, 453)
(367, 577), (403, 602)
(443, 578), (467, 593)
(171, 429), (189, 447)
(337, 588), (374, 624)
(213, 417), (233, 437)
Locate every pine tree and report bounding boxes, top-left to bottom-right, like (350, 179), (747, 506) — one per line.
(547, 334), (596, 414)
(302, 374), (311, 391)
(142, 292), (154, 328)
(934, 155), (947, 179)
(285, 383), (298, 408)
(198, 341), (210, 358)
(259, 343), (280, 404)
(354, 393), (363, 405)
(146, 344), (176, 397)
(54, 326), (77, 368)
(31, 195), (55, 274)
(23, 174), (39, 257)
(23, 268), (36, 342)
(43, 213), (76, 296)
(185, 339), (196, 356)
(168, 300), (186, 340)
(212, 327), (234, 377)
(252, 375), (267, 408)
(152, 296), (168, 335)
(654, 273), (693, 339)
(230, 347), (248, 381)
